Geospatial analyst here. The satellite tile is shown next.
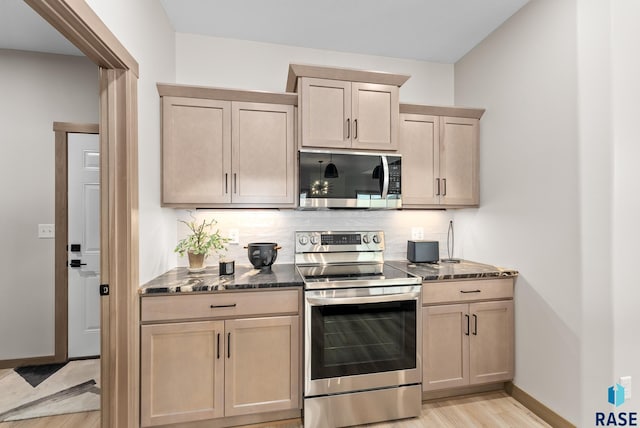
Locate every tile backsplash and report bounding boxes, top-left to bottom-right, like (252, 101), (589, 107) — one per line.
(175, 209), (453, 266)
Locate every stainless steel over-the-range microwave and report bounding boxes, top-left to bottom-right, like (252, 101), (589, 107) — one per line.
(298, 150), (402, 209)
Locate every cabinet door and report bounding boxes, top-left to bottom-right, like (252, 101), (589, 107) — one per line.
(439, 116), (479, 206)
(140, 321), (225, 427)
(398, 113), (440, 205)
(300, 78), (351, 148)
(231, 102), (295, 205)
(423, 304), (469, 391)
(469, 300), (514, 385)
(224, 316), (300, 416)
(162, 97), (231, 205)
(351, 82), (399, 150)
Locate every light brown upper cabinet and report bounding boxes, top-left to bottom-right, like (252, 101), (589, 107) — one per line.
(300, 78), (399, 150)
(287, 64), (409, 151)
(399, 104), (484, 208)
(158, 84), (297, 208)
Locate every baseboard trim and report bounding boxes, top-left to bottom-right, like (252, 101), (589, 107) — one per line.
(506, 382), (575, 428)
(154, 409), (301, 428)
(0, 354), (65, 370)
(422, 382), (505, 401)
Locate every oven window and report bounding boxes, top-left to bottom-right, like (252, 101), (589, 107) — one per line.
(310, 300), (416, 379)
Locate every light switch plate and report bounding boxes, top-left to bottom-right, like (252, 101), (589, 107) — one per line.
(620, 376), (632, 400)
(38, 224), (55, 239)
(411, 227), (424, 240)
(228, 228), (239, 245)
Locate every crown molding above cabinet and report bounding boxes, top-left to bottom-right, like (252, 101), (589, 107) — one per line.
(157, 83), (298, 106)
(286, 63), (411, 93)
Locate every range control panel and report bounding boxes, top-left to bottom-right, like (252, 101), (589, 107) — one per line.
(295, 231), (384, 254)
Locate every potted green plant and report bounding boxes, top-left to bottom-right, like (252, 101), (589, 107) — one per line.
(175, 216), (229, 272)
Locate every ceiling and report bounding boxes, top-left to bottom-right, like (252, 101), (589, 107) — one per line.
(159, 0), (530, 63)
(0, 0), (82, 56)
(1, 0), (529, 63)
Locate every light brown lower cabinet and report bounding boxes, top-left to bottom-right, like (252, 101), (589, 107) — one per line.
(423, 298), (514, 392)
(140, 315), (300, 427)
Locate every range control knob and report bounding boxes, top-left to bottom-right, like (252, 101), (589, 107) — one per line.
(362, 235), (371, 244)
(310, 235), (319, 245)
(372, 234), (381, 244)
(298, 235), (309, 245)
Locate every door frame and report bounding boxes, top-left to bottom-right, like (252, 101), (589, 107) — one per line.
(54, 122), (100, 364)
(25, 1), (140, 427)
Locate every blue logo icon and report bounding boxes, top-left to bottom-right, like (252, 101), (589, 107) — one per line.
(608, 383), (626, 407)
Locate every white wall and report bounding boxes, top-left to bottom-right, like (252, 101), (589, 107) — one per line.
(0, 49), (98, 359)
(576, 0), (615, 423)
(611, 0), (640, 417)
(453, 0), (581, 423)
(85, 0), (177, 283)
(176, 34), (454, 106)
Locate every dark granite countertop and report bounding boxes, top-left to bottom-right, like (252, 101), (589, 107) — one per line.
(140, 263), (303, 295)
(385, 259), (518, 282)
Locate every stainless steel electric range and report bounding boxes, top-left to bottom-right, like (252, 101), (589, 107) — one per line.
(295, 230), (422, 428)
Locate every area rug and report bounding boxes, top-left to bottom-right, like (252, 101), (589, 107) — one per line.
(0, 359), (100, 422)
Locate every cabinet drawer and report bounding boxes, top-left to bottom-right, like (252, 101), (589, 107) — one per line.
(422, 279), (513, 305)
(141, 289), (300, 323)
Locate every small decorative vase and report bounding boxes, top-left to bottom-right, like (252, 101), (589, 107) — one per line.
(187, 252), (206, 273)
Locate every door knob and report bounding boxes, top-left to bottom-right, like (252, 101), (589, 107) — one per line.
(69, 259), (87, 268)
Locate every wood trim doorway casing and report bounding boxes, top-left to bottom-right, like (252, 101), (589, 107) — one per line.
(24, 1), (141, 427)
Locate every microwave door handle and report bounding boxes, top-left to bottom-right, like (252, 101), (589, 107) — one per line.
(307, 291), (420, 306)
(381, 156), (389, 198)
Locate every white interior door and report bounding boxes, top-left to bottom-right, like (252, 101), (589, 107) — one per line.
(68, 133), (100, 358)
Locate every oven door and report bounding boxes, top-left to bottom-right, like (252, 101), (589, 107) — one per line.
(304, 285), (422, 397)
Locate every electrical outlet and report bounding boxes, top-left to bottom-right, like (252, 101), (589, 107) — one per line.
(38, 224), (55, 239)
(620, 376), (632, 400)
(411, 227), (424, 240)
(228, 228), (239, 245)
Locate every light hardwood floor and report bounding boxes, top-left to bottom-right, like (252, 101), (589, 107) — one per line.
(0, 392), (550, 428)
(0, 411), (100, 428)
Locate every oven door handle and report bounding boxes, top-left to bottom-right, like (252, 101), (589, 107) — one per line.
(306, 291), (420, 306)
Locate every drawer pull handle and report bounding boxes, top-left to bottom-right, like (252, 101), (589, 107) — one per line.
(464, 314), (470, 336)
(473, 314), (478, 335)
(216, 333), (220, 359)
(210, 304), (237, 309)
(460, 290), (481, 294)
